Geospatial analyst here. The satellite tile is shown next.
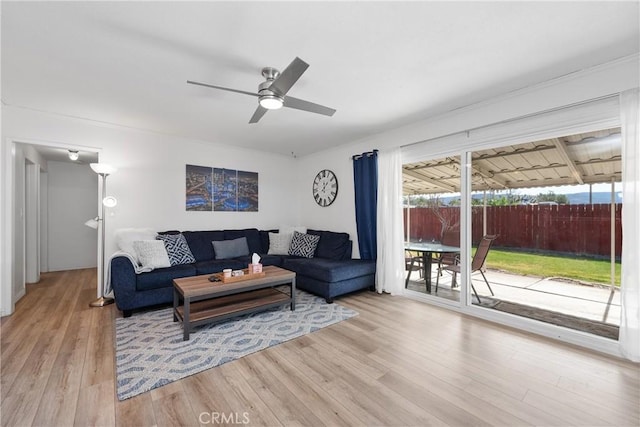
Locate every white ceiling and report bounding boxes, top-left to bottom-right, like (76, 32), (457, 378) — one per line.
(2, 1), (639, 157)
(30, 145), (99, 166)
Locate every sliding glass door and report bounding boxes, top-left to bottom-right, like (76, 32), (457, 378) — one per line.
(403, 155), (461, 303)
(469, 128), (622, 339)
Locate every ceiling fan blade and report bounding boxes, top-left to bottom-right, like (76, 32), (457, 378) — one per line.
(187, 80), (259, 97)
(249, 105), (268, 124)
(283, 96), (336, 117)
(269, 57), (309, 96)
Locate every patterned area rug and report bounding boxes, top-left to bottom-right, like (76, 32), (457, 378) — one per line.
(115, 290), (358, 400)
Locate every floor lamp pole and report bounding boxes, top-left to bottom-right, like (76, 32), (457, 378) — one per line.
(90, 172), (115, 308)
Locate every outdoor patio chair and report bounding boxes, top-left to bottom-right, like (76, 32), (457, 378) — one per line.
(435, 227), (460, 286)
(437, 234), (498, 303)
(405, 250), (424, 288)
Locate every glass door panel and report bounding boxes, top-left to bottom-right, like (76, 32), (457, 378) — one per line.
(469, 128), (621, 339)
(403, 155), (461, 302)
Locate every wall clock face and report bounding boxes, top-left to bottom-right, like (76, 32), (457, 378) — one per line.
(312, 169), (338, 207)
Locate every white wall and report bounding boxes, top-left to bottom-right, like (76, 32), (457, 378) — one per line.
(295, 150), (360, 255)
(10, 144), (48, 304)
(296, 55), (640, 258)
(46, 161), (98, 271)
(1, 108), (300, 314)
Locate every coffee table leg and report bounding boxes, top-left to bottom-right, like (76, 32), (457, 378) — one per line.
(183, 296), (190, 341)
(291, 278), (296, 310)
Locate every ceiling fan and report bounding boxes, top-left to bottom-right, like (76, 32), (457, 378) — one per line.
(187, 57), (336, 124)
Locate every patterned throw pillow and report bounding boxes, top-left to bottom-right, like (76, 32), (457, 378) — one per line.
(288, 231), (320, 258)
(156, 233), (196, 266)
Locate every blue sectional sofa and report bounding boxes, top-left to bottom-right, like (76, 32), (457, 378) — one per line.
(110, 228), (376, 317)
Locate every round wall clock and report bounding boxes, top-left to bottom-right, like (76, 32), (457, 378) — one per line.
(312, 169), (338, 207)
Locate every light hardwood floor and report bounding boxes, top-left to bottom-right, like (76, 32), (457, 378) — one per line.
(2, 269), (639, 426)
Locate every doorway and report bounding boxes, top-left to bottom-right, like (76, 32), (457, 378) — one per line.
(13, 142), (99, 307)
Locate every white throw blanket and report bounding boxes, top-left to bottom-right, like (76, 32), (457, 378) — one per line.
(105, 250), (153, 296)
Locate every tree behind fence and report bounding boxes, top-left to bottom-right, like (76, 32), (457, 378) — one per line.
(403, 204), (622, 257)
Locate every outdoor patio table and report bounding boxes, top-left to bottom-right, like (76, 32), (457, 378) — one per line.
(404, 242), (460, 293)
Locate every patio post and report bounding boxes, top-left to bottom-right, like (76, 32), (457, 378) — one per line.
(483, 190), (487, 236)
(610, 178), (616, 291)
(408, 197), (411, 242)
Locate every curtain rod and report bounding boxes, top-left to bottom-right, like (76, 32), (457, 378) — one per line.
(352, 149), (379, 160)
(402, 93), (620, 149)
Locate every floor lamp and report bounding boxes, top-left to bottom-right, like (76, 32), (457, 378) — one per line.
(86, 163), (118, 308)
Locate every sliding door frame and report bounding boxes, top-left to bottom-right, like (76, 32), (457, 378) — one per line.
(402, 96), (624, 357)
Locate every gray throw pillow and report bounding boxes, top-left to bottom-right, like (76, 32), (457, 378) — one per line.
(213, 237), (250, 259)
(133, 240), (171, 269)
(268, 232), (291, 255)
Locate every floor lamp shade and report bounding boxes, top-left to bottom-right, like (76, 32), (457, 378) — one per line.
(84, 217), (99, 229)
(90, 163), (118, 175)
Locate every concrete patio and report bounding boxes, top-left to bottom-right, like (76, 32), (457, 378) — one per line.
(406, 268), (621, 328)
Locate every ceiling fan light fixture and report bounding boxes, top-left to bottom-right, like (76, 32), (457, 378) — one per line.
(259, 95), (284, 110)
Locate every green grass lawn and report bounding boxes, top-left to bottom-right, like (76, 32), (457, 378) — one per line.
(485, 249), (621, 286)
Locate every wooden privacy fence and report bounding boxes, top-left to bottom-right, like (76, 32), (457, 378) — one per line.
(404, 204), (622, 257)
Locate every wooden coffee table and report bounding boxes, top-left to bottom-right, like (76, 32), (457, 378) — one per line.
(173, 265), (296, 340)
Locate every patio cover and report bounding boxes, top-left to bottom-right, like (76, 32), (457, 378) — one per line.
(403, 128), (621, 195)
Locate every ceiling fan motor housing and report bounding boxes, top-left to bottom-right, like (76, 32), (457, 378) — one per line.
(258, 68), (284, 107)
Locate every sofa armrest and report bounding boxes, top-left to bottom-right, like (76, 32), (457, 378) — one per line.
(110, 256), (138, 306)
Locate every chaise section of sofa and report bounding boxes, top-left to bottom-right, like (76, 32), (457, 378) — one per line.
(281, 229), (376, 303)
(283, 258), (375, 303)
(110, 227), (375, 316)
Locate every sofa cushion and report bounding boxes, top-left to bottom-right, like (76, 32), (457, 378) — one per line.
(213, 237), (250, 260)
(296, 274), (374, 301)
(157, 230), (181, 235)
(307, 229), (351, 260)
(136, 264), (197, 291)
(224, 229), (262, 254)
(194, 259), (245, 275)
(288, 231), (320, 258)
(283, 258), (376, 282)
(182, 231), (225, 262)
(259, 230), (276, 253)
(156, 233), (196, 266)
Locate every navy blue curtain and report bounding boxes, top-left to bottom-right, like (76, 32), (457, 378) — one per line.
(352, 150), (378, 260)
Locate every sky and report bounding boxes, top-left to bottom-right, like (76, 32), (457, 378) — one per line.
(510, 182), (622, 196)
(407, 182), (623, 202)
